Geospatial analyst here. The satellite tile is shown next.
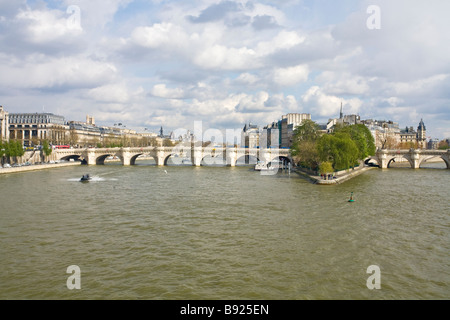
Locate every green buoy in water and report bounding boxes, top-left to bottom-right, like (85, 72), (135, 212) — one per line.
(348, 192), (355, 202)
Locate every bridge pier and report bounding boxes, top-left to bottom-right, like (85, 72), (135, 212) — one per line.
(191, 147), (203, 167)
(121, 148), (131, 166)
(85, 149), (97, 165)
(226, 149), (237, 167)
(378, 150), (388, 169)
(410, 149), (420, 169)
(443, 150), (450, 169)
(156, 149), (166, 166)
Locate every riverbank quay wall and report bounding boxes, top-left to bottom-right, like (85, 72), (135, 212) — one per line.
(294, 166), (377, 185)
(0, 162), (80, 175)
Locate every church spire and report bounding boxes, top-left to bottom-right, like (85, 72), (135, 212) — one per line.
(340, 102), (343, 119)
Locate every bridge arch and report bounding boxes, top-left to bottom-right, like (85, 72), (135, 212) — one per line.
(269, 155), (292, 165)
(364, 157), (380, 167)
(60, 154), (83, 162)
(235, 154), (260, 166)
(129, 153), (157, 165)
(387, 155), (415, 168)
(164, 154), (192, 166)
(201, 154), (227, 166)
(419, 155), (450, 169)
(96, 153), (123, 165)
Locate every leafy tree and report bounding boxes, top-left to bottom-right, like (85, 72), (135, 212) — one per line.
(438, 140), (449, 150)
(291, 120), (321, 169)
(42, 140), (52, 161)
(292, 119), (321, 143)
(335, 124), (376, 159)
(163, 139), (175, 147)
(319, 161), (334, 175)
(317, 133), (359, 171)
(0, 141), (4, 160)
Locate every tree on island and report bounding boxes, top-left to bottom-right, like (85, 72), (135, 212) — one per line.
(292, 121), (376, 173)
(319, 161), (334, 176)
(317, 132), (359, 171)
(291, 119), (321, 170)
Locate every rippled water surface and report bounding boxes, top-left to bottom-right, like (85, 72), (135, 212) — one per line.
(0, 161), (449, 299)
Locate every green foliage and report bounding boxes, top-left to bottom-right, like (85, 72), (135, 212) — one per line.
(319, 161), (334, 175)
(42, 140), (52, 157)
(334, 124), (376, 159)
(292, 119), (321, 144)
(438, 140), (449, 150)
(291, 120), (321, 169)
(163, 139), (175, 147)
(0, 140), (24, 163)
(317, 133), (359, 171)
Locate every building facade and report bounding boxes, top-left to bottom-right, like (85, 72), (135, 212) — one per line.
(241, 123), (260, 148)
(398, 119), (427, 149)
(0, 106), (9, 142)
(9, 112), (67, 146)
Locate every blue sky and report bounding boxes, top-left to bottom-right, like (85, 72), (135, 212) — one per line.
(0, 0), (449, 139)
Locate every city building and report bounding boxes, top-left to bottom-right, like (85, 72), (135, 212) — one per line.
(264, 113), (311, 148)
(281, 113), (311, 148)
(398, 119), (427, 149)
(241, 123), (260, 148)
(416, 119), (427, 149)
(327, 103), (361, 133)
(427, 138), (440, 150)
(9, 112), (67, 147)
(362, 119), (400, 149)
(263, 121), (281, 148)
(0, 106), (9, 142)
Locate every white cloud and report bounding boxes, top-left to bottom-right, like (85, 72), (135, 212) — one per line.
(316, 71), (371, 96)
(150, 84), (185, 99)
(87, 83), (141, 103)
(0, 54), (117, 90)
(131, 23), (187, 48)
(16, 7), (83, 43)
(272, 64), (309, 87)
(301, 86), (362, 118)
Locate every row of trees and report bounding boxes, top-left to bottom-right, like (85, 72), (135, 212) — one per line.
(0, 140), (52, 164)
(0, 140), (25, 160)
(291, 120), (376, 174)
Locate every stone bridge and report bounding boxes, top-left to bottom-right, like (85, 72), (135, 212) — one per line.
(52, 146), (292, 167)
(366, 149), (450, 169)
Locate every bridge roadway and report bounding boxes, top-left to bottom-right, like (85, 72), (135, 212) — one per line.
(368, 149), (450, 169)
(53, 146), (292, 167)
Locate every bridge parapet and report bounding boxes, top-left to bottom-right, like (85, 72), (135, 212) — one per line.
(53, 146), (292, 167)
(375, 149), (449, 169)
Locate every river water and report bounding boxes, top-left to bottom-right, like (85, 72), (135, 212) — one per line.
(0, 160), (448, 300)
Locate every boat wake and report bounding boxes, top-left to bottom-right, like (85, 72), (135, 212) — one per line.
(67, 176), (106, 182)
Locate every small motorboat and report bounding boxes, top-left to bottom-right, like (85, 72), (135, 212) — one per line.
(80, 174), (91, 182)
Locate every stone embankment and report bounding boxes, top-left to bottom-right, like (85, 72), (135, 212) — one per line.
(294, 165), (377, 185)
(0, 162), (81, 175)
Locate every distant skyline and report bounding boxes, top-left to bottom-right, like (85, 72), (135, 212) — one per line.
(0, 0), (449, 139)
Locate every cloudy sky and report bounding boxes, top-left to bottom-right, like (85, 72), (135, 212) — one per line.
(1, 0), (449, 138)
